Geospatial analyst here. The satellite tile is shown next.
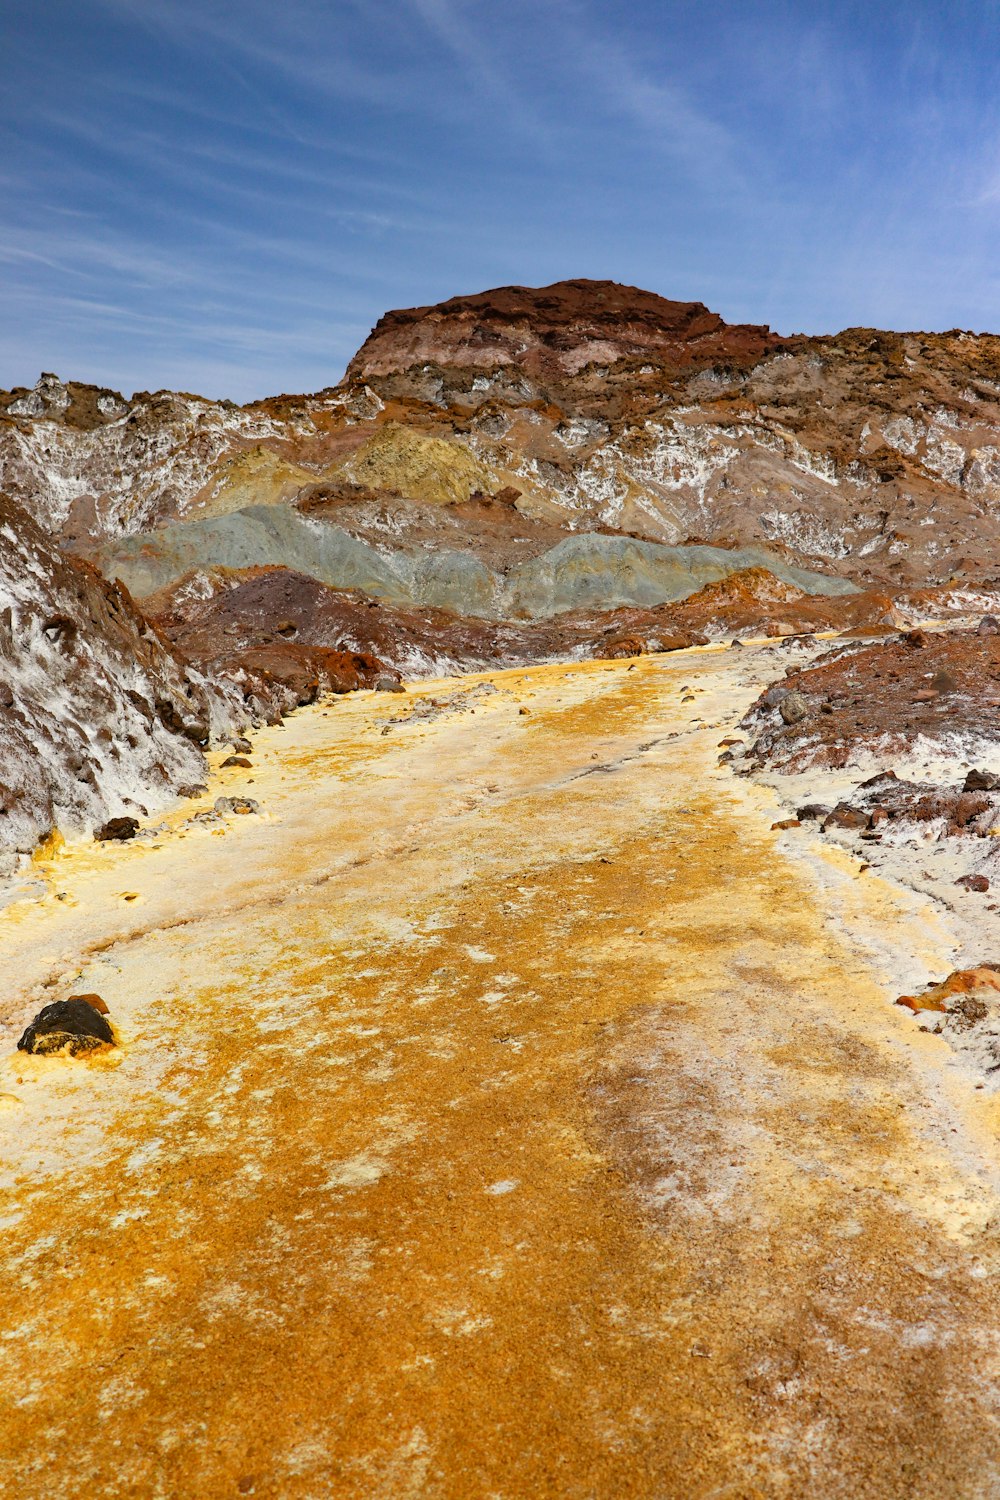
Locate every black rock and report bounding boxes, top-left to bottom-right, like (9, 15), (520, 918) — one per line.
(17, 998), (115, 1056)
(964, 769), (1000, 792)
(95, 816), (139, 842)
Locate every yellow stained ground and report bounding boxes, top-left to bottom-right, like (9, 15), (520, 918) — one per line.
(1, 650), (1000, 1499)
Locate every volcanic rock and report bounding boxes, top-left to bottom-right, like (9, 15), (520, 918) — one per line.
(95, 817), (140, 843)
(964, 769), (1000, 792)
(17, 997), (115, 1056)
(779, 691), (809, 725)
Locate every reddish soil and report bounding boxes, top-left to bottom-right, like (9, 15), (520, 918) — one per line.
(741, 627), (1000, 773)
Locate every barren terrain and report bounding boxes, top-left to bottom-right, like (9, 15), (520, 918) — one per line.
(2, 648), (998, 1498)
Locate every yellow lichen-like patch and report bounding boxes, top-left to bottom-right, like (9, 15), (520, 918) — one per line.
(189, 445), (319, 519)
(0, 652), (998, 1497)
(334, 422), (499, 506)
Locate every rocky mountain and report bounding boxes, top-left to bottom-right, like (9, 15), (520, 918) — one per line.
(7, 280), (1000, 607)
(5, 277), (1000, 869)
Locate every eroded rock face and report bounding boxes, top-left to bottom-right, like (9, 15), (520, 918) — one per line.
(0, 492), (233, 872)
(9, 280), (1000, 613)
(345, 279), (781, 389)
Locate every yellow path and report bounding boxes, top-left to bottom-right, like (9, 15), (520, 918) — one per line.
(1, 652), (999, 1498)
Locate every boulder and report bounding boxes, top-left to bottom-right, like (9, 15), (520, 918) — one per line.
(823, 802), (868, 831)
(17, 997), (115, 1056)
(779, 691), (809, 725)
(964, 769), (1000, 792)
(95, 816), (139, 842)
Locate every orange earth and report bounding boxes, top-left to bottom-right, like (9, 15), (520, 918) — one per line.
(1, 649), (998, 1498)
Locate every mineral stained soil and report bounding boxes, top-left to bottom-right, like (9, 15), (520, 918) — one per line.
(1, 649), (1000, 1499)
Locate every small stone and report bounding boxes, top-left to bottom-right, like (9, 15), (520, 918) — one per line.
(824, 802), (868, 831)
(965, 769), (1000, 792)
(17, 998), (115, 1056)
(67, 992), (108, 1015)
(858, 770), (898, 788)
(374, 676), (405, 693)
(519, 707), (530, 715)
(95, 816), (139, 842)
(214, 796), (260, 816)
(896, 993), (948, 1014)
(221, 755), (252, 769)
(797, 804), (831, 821)
(229, 736), (252, 754)
(957, 873), (990, 892)
(771, 819), (801, 831)
(903, 628), (930, 649)
(978, 615), (1000, 636)
(779, 691), (809, 725)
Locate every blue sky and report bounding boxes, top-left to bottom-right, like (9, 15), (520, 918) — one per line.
(3, 0), (1000, 400)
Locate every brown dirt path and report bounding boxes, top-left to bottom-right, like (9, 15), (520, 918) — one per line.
(1, 652), (999, 1497)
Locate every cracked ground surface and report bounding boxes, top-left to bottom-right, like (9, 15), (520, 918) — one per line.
(1, 650), (999, 1498)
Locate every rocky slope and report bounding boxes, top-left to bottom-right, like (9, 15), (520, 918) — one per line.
(0, 493), (232, 873)
(9, 280), (1000, 614)
(8, 277), (1000, 867)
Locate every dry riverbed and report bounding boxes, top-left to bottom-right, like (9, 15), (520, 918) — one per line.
(1, 647), (999, 1498)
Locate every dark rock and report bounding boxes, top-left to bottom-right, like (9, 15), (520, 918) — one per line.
(823, 802), (869, 831)
(229, 736), (252, 754)
(796, 803), (831, 820)
(964, 769), (1000, 792)
(858, 770), (898, 788)
(977, 615), (1000, 636)
(868, 806), (890, 827)
(903, 629), (930, 648)
(95, 816), (139, 842)
(374, 675), (406, 693)
(17, 997), (115, 1056)
(779, 691), (809, 725)
(221, 755), (252, 768)
(956, 873), (990, 893)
